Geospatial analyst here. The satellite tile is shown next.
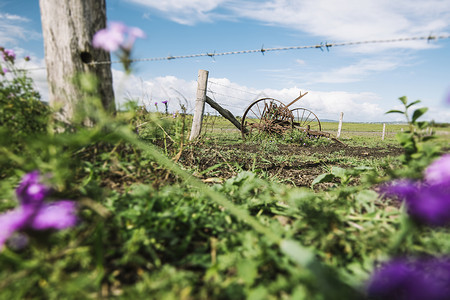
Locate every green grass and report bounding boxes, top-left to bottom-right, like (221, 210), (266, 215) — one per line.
(1, 106), (449, 299)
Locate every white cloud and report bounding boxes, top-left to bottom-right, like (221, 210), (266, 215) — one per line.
(123, 0), (229, 25)
(116, 73), (386, 122)
(112, 69), (198, 112)
(305, 57), (401, 85)
(124, 0), (450, 51)
(19, 65), (449, 122)
(0, 13), (30, 22)
(0, 12), (40, 45)
(232, 0), (450, 47)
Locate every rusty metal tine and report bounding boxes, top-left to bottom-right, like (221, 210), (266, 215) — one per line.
(285, 91), (308, 108)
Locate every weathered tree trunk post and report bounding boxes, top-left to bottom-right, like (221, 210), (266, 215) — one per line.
(189, 69), (209, 140)
(337, 112), (344, 139)
(382, 123), (386, 140)
(39, 0), (115, 122)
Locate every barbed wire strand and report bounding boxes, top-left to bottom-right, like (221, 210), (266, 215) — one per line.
(16, 34), (450, 71)
(88, 34), (450, 66)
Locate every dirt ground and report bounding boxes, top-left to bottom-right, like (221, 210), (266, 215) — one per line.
(180, 141), (404, 187)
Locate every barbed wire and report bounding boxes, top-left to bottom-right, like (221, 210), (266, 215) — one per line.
(16, 34), (450, 71)
(88, 34), (450, 66)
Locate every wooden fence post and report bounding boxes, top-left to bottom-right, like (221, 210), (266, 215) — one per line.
(189, 69), (209, 140)
(382, 123), (386, 140)
(336, 112), (344, 139)
(39, 0), (115, 122)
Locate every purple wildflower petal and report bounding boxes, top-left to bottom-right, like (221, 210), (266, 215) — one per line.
(382, 179), (418, 199)
(128, 26), (145, 39)
(2, 48), (16, 62)
(162, 100), (168, 104)
(0, 209), (27, 250)
(425, 154), (450, 186)
(127, 26), (146, 46)
(385, 179), (450, 226)
(367, 258), (450, 300)
(405, 185), (450, 226)
(31, 201), (77, 230)
(16, 171), (49, 206)
(93, 22), (126, 52)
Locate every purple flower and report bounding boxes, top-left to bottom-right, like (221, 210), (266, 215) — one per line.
(2, 48), (16, 62)
(367, 257), (450, 300)
(0, 171), (77, 251)
(93, 21), (145, 52)
(24, 55), (30, 61)
(383, 154), (450, 227)
(162, 100), (168, 105)
(154, 102), (158, 106)
(16, 170), (50, 206)
(2, 67), (9, 74)
(425, 154), (450, 186)
(384, 180), (450, 227)
(125, 26), (145, 49)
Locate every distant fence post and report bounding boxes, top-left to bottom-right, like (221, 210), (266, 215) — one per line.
(336, 112), (344, 139)
(382, 123), (386, 140)
(189, 69), (209, 140)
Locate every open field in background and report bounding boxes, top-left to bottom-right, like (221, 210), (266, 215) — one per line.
(147, 114), (450, 188)
(199, 114), (450, 148)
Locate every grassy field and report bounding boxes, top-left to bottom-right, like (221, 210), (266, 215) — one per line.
(2, 107), (450, 299)
(198, 114), (450, 148)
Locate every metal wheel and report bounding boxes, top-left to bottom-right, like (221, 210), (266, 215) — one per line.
(241, 98), (293, 140)
(290, 108), (322, 132)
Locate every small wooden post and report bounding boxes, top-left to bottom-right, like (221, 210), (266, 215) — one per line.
(189, 69), (209, 140)
(336, 112), (344, 139)
(382, 123), (386, 140)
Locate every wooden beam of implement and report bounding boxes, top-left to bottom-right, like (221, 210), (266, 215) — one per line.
(285, 91), (308, 108)
(205, 96), (245, 132)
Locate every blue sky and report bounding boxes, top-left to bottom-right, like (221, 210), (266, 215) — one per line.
(1, 0), (450, 122)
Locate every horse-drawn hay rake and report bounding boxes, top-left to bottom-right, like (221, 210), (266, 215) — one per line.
(240, 92), (337, 142)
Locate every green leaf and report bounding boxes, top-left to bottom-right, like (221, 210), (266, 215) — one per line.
(385, 109), (404, 115)
(399, 96), (408, 105)
(311, 173), (335, 188)
(280, 239), (315, 267)
(396, 132), (413, 144)
(237, 260), (258, 286)
(406, 100), (421, 109)
(416, 121), (429, 130)
(412, 107), (428, 123)
(355, 190), (378, 203)
(331, 166), (346, 178)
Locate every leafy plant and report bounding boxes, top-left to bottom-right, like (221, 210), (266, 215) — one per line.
(0, 48), (50, 150)
(386, 96), (440, 170)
